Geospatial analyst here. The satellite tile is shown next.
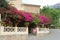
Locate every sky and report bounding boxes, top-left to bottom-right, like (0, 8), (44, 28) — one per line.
(22, 0), (60, 8)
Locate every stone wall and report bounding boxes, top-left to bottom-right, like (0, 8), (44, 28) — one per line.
(0, 27), (28, 40)
(22, 4), (40, 13)
(0, 27), (28, 35)
(8, 0), (40, 13)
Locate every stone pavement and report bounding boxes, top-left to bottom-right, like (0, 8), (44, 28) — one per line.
(0, 29), (60, 40)
(28, 29), (60, 40)
(0, 35), (28, 40)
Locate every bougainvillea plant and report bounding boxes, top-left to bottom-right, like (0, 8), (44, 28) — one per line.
(21, 12), (34, 22)
(37, 14), (45, 24)
(37, 14), (51, 24)
(32, 14), (39, 25)
(43, 15), (51, 24)
(1, 3), (51, 27)
(1, 5), (23, 26)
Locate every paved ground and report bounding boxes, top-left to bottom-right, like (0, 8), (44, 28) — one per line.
(28, 29), (60, 40)
(0, 29), (60, 40)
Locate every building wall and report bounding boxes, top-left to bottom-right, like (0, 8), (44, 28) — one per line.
(22, 4), (40, 13)
(8, 0), (40, 13)
(8, 0), (24, 10)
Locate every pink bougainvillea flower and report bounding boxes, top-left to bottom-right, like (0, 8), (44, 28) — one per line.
(4, 18), (11, 24)
(37, 14), (51, 24)
(37, 15), (45, 23)
(17, 15), (22, 20)
(43, 15), (51, 24)
(21, 12), (34, 22)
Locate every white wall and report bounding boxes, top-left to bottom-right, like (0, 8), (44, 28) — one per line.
(0, 27), (28, 35)
(36, 27), (49, 34)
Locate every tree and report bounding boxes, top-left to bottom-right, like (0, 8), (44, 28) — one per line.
(0, 0), (8, 8)
(40, 6), (60, 27)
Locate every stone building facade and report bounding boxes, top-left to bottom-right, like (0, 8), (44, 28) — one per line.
(8, 0), (40, 13)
